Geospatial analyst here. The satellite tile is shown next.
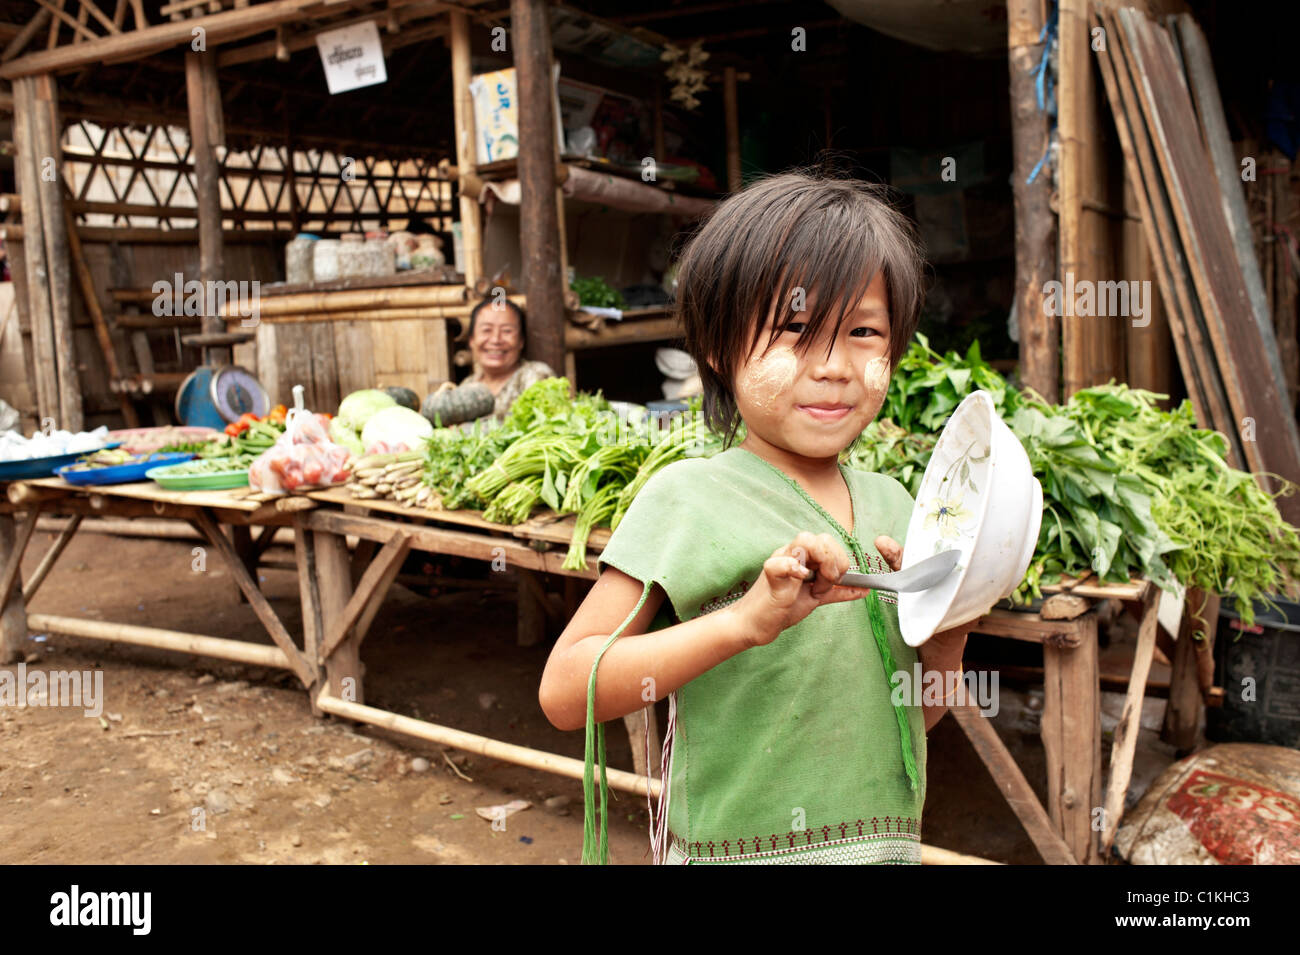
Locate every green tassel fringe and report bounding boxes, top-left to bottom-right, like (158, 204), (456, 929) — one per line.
(582, 579), (654, 865)
(867, 588), (920, 792)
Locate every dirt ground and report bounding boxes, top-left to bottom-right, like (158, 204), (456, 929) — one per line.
(0, 528), (1180, 864)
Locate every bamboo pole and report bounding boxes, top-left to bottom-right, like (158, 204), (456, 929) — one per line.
(26, 612), (294, 669)
(448, 9), (482, 287)
(314, 691), (660, 798)
(186, 49), (227, 365)
(1008, 0), (1058, 401)
(64, 200), (139, 426)
(12, 76), (59, 424)
(34, 72), (81, 431)
(1, 0), (360, 79)
(222, 283), (472, 319)
(227, 295), (524, 326)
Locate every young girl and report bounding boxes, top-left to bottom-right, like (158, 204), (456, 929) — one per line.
(538, 170), (971, 865)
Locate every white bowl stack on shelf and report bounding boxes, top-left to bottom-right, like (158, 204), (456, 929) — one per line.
(897, 390), (1043, 648)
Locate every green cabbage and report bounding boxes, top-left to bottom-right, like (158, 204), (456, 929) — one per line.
(337, 389), (397, 433)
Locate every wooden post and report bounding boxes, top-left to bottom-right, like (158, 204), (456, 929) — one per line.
(1008, 0), (1058, 402)
(1058, 0), (1123, 397)
(448, 9), (483, 288)
(0, 514), (28, 665)
(1042, 611), (1102, 863)
(313, 529), (363, 706)
(516, 567), (545, 648)
(510, 0), (566, 376)
(1161, 587), (1219, 751)
(33, 73), (81, 431)
(185, 49), (230, 365)
(11, 76), (59, 425)
(723, 66), (741, 193)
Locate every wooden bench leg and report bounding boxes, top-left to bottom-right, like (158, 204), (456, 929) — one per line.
(1162, 587), (1218, 751)
(517, 568), (545, 648)
(622, 705), (661, 781)
(0, 513), (28, 665)
(314, 529), (364, 707)
(1042, 613), (1102, 864)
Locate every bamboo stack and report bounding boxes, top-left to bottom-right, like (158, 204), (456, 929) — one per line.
(12, 73), (82, 431)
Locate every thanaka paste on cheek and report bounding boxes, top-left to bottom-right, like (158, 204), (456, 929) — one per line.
(737, 345), (798, 411)
(863, 355), (891, 401)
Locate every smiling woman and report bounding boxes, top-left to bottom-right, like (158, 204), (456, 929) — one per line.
(457, 297), (556, 423)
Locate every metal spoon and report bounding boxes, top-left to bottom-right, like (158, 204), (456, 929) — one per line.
(801, 549), (962, 592)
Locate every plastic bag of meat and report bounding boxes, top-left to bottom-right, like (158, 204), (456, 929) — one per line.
(249, 386), (353, 494)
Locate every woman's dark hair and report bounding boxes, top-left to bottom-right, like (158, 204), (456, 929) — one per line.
(675, 168), (926, 446)
(467, 297), (527, 343)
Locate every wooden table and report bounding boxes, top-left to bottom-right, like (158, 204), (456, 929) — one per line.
(959, 576), (1163, 865)
(0, 478), (319, 687)
(0, 477), (1185, 862)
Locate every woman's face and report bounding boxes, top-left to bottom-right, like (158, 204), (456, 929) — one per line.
(732, 271), (892, 460)
(471, 304), (524, 375)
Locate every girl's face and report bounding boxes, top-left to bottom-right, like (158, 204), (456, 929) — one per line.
(732, 272), (892, 460)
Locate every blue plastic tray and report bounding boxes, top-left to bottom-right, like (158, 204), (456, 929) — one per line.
(0, 443), (121, 482)
(56, 451), (195, 486)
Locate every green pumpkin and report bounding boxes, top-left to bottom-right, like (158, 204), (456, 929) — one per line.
(383, 386), (421, 412)
(421, 383), (496, 427)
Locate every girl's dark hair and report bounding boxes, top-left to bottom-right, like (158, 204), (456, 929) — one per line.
(676, 168), (925, 446)
(467, 297), (527, 342)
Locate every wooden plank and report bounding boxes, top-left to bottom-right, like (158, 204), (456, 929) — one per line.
(331, 320), (375, 401)
(1118, 9), (1300, 517)
(1100, 584), (1159, 855)
(320, 530), (409, 661)
(303, 507), (599, 579)
(188, 509), (315, 685)
(1098, 7), (1229, 439)
(1042, 612), (1102, 863)
(951, 704), (1078, 865)
(1173, 14), (1284, 400)
(259, 268), (462, 297)
(969, 608), (1089, 646)
(28, 477), (265, 512)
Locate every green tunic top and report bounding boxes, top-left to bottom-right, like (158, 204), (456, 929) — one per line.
(594, 446), (927, 864)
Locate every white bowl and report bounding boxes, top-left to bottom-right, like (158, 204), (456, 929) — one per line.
(896, 390), (1043, 647)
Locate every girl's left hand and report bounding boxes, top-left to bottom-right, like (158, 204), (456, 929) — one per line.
(874, 535), (975, 651)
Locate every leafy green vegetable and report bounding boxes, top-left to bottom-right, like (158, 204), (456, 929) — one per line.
(570, 275), (625, 309)
(845, 338), (1300, 624)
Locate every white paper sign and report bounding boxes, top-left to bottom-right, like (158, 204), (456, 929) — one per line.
(316, 21), (387, 95)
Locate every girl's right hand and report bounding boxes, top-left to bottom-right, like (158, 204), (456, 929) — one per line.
(732, 532), (871, 648)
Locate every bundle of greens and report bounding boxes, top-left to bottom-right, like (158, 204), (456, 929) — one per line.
(844, 337), (1300, 623)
